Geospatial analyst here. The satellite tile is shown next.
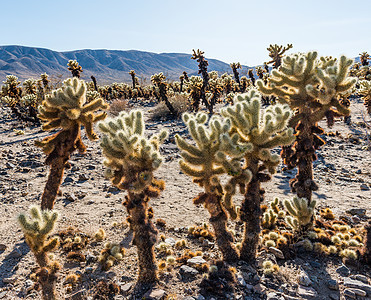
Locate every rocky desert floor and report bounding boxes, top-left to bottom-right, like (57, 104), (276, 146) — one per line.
(0, 97), (370, 300)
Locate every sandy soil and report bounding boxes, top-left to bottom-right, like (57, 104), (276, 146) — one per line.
(0, 97), (370, 300)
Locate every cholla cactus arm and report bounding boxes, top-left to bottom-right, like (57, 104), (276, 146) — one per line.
(99, 110), (167, 284)
(175, 112), (246, 262)
(18, 206), (60, 300)
(358, 80), (371, 114)
(36, 78), (108, 210)
(266, 44), (293, 69)
(284, 196), (316, 232)
(221, 89), (295, 262)
(257, 52), (355, 204)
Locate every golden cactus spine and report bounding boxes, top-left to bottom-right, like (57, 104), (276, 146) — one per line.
(175, 112), (250, 262)
(18, 206), (60, 300)
(36, 78), (108, 209)
(257, 52), (356, 204)
(221, 90), (295, 262)
(99, 110), (168, 284)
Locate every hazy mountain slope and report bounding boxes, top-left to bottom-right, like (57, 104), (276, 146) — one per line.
(0, 45), (244, 84)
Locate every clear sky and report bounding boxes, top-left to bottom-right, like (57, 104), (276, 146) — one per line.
(1, 0), (370, 66)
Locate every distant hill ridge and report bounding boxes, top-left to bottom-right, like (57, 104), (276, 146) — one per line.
(0, 45), (251, 84)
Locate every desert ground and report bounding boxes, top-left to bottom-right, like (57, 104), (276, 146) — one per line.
(0, 96), (370, 300)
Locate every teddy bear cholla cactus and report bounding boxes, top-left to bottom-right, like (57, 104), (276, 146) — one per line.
(358, 80), (371, 114)
(99, 110), (167, 284)
(67, 60), (83, 78)
(220, 90), (295, 262)
(257, 52), (356, 204)
(284, 196), (316, 232)
(18, 206), (60, 300)
(36, 78), (108, 210)
(265, 43), (293, 69)
(175, 112), (251, 262)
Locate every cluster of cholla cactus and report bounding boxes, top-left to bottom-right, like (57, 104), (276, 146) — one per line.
(265, 44), (293, 69)
(284, 196), (316, 232)
(257, 52), (356, 207)
(220, 90), (295, 261)
(36, 77), (108, 209)
(99, 110), (168, 284)
(18, 206), (60, 300)
(67, 60), (83, 78)
(177, 90), (295, 262)
(230, 62), (241, 91)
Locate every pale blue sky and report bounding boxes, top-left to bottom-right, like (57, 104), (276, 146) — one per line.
(1, 0), (370, 66)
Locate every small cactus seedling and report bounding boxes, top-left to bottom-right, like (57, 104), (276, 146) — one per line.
(18, 206), (60, 300)
(257, 52), (356, 204)
(99, 242), (125, 270)
(175, 112), (247, 262)
(36, 78), (108, 210)
(220, 90), (295, 262)
(265, 43), (293, 69)
(284, 196), (316, 232)
(99, 109), (167, 284)
(67, 60), (83, 78)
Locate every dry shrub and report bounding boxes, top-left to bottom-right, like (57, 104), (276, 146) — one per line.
(109, 99), (129, 116)
(150, 93), (189, 120)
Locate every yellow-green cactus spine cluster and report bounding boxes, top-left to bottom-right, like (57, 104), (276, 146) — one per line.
(175, 112), (250, 262)
(18, 206), (60, 300)
(98, 242), (125, 270)
(221, 89), (295, 262)
(36, 77), (108, 210)
(99, 109), (167, 284)
(284, 196), (316, 232)
(257, 52), (356, 205)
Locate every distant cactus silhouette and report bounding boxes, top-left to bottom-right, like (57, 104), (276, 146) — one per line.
(265, 43), (293, 69)
(67, 60), (83, 78)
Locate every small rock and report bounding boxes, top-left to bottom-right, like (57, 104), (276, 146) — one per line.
(9, 248), (22, 258)
(121, 282), (133, 293)
(355, 274), (369, 284)
(179, 265), (199, 279)
(298, 272), (312, 287)
(236, 273), (246, 286)
(195, 295), (205, 300)
(107, 186), (119, 193)
(309, 261), (321, 268)
(23, 279), (34, 294)
(346, 208), (366, 217)
(298, 285), (317, 298)
(269, 247), (284, 259)
(350, 288), (367, 296)
(3, 276), (18, 284)
(78, 174), (89, 181)
(164, 238), (176, 246)
(267, 292), (280, 300)
(86, 253), (97, 264)
(327, 279), (338, 290)
(145, 289), (166, 300)
(85, 267), (93, 274)
(351, 215), (360, 223)
(336, 264), (350, 276)
(6, 162), (16, 169)
(65, 192), (77, 202)
(344, 277), (371, 294)
(253, 283), (266, 294)
(329, 294), (339, 300)
(63, 176), (74, 183)
(0, 244), (6, 251)
(343, 289), (356, 299)
(360, 184), (370, 191)
(187, 256), (207, 267)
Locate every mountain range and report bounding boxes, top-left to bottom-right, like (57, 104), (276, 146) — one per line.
(0, 45), (250, 85)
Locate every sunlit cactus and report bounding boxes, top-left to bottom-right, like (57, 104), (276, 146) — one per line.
(151, 72), (177, 117)
(67, 60), (83, 78)
(240, 76), (250, 93)
(175, 112), (250, 262)
(23, 78), (37, 95)
(99, 110), (168, 284)
(284, 196), (316, 232)
(18, 205), (60, 300)
(186, 75), (203, 112)
(358, 80), (371, 114)
(265, 43), (293, 69)
(36, 78), (108, 209)
(230, 62), (241, 91)
(129, 70), (137, 89)
(221, 90), (295, 262)
(360, 52), (370, 66)
(192, 49), (213, 113)
(257, 52), (356, 204)
(221, 73), (234, 94)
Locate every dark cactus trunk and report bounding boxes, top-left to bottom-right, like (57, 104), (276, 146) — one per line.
(35, 253), (58, 300)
